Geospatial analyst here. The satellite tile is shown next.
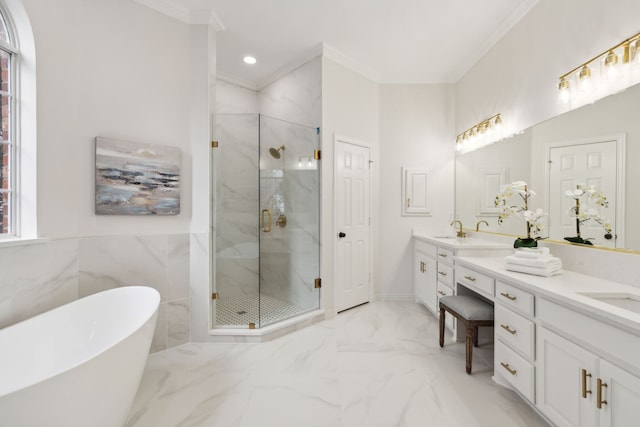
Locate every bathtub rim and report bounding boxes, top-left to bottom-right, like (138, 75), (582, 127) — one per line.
(0, 285), (160, 398)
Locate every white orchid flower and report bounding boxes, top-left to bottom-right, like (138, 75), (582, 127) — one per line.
(565, 189), (585, 198)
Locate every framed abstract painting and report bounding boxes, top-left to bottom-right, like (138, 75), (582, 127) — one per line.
(95, 137), (181, 215)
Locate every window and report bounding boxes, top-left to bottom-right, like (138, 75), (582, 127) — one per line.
(0, 8), (14, 236)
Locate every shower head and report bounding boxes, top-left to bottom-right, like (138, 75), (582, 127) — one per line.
(269, 145), (285, 159)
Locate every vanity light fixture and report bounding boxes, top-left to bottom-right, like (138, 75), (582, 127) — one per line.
(557, 31), (640, 104)
(455, 113), (503, 153)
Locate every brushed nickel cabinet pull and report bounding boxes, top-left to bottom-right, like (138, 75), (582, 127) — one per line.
(582, 369), (592, 398)
(500, 324), (517, 335)
(464, 275), (476, 282)
(597, 378), (608, 409)
(500, 362), (517, 376)
(438, 271), (447, 276)
(500, 292), (517, 301)
(438, 253), (448, 258)
(438, 290), (446, 296)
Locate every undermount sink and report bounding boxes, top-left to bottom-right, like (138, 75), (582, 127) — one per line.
(578, 292), (640, 315)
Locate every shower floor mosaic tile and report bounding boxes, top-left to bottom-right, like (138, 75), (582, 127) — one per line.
(126, 301), (550, 427)
(215, 293), (308, 327)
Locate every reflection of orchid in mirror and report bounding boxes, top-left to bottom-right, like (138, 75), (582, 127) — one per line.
(564, 184), (611, 245)
(495, 181), (547, 247)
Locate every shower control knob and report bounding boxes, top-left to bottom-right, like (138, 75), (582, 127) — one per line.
(338, 232), (346, 238)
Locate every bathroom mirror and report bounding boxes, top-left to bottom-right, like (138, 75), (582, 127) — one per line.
(455, 82), (640, 251)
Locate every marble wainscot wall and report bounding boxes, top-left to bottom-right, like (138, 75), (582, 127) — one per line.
(0, 234), (190, 354)
(0, 239), (79, 329)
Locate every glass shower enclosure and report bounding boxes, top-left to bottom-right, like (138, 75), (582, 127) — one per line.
(213, 114), (320, 328)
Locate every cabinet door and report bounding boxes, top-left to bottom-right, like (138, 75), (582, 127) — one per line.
(402, 167), (430, 216)
(414, 253), (428, 304)
(414, 252), (437, 314)
(598, 360), (640, 427)
(537, 327), (598, 427)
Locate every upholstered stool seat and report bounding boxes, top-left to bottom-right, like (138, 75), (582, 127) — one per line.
(439, 295), (494, 374)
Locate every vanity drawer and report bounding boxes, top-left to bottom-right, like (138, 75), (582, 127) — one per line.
(436, 248), (454, 265)
(496, 281), (535, 318)
(457, 265), (494, 298)
(437, 282), (454, 331)
(415, 239), (437, 258)
(437, 263), (454, 286)
(495, 304), (535, 361)
(495, 339), (535, 403)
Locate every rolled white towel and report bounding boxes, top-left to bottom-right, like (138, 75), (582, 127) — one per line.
(505, 263), (562, 277)
(505, 255), (562, 269)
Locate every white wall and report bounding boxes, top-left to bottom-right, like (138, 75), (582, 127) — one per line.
(22, 0), (192, 238)
(378, 84), (455, 299)
(0, 0), (205, 352)
(321, 58), (380, 314)
(456, 0), (640, 138)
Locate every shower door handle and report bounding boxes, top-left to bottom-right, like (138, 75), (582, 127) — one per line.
(261, 209), (272, 232)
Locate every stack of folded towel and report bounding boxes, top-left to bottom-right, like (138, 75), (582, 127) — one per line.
(504, 247), (562, 277)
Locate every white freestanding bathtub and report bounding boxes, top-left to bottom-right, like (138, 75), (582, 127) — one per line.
(0, 286), (160, 427)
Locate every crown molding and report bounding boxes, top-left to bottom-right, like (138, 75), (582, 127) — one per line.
(257, 44), (324, 90)
(221, 42), (383, 92)
(217, 72), (259, 91)
(321, 43), (382, 83)
(134, 0), (225, 31)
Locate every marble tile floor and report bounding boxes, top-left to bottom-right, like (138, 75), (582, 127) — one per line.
(126, 301), (549, 427)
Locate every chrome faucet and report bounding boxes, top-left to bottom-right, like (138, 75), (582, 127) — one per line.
(450, 220), (466, 238)
(476, 220), (489, 232)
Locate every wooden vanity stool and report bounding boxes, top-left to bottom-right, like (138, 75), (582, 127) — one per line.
(439, 295), (494, 374)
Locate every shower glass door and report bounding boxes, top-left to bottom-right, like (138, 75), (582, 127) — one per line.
(213, 114), (320, 329)
(258, 116), (320, 327)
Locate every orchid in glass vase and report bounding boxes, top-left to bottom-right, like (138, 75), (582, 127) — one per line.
(564, 184), (612, 245)
(495, 181), (547, 248)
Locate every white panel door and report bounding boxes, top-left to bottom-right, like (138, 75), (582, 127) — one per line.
(336, 139), (371, 312)
(548, 140), (617, 247)
(537, 327), (598, 427)
(598, 359), (640, 427)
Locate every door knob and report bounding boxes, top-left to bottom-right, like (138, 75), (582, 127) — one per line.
(338, 232), (346, 238)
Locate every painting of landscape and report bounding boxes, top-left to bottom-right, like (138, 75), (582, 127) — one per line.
(95, 137), (181, 215)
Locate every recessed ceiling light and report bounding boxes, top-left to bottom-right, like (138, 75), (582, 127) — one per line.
(243, 56), (257, 65)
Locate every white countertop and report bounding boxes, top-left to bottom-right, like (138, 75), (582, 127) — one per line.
(412, 230), (512, 251)
(456, 255), (640, 334)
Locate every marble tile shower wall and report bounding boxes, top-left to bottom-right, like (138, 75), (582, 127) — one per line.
(79, 234), (191, 352)
(215, 114), (260, 301)
(259, 116), (320, 312)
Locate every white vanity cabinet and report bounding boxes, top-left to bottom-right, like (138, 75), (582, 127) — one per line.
(413, 240), (456, 331)
(494, 281), (536, 402)
(536, 298), (640, 427)
(454, 255), (640, 427)
(414, 239), (437, 314)
(435, 247), (455, 331)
